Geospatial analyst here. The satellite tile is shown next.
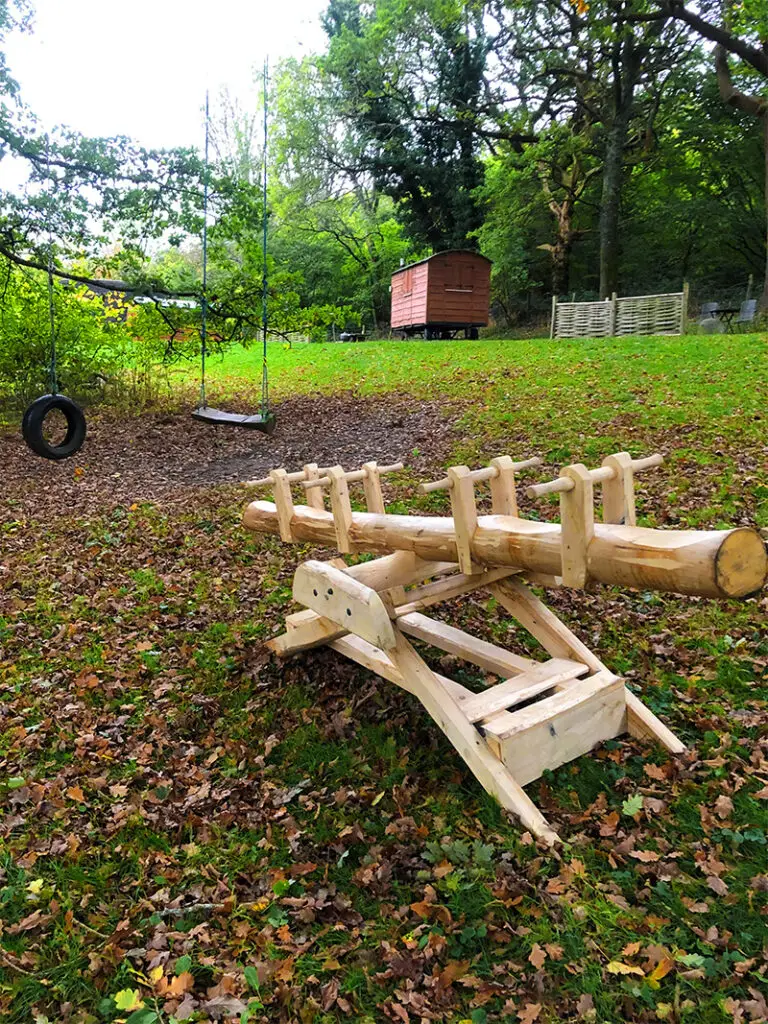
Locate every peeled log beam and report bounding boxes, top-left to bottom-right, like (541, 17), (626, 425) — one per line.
(243, 501), (767, 600)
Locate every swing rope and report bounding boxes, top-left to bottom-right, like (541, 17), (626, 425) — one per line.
(260, 58), (269, 418)
(46, 134), (58, 396)
(199, 92), (210, 411)
(191, 68), (275, 434)
(21, 132), (87, 461)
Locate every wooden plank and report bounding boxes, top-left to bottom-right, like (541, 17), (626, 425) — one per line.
(286, 608), (318, 630)
(625, 690), (686, 753)
(485, 672), (626, 787)
(327, 466), (353, 553)
(387, 631), (560, 845)
(559, 464), (594, 588)
(447, 466), (479, 575)
(601, 452), (635, 526)
(490, 577), (604, 671)
(330, 634), (474, 705)
(293, 560), (396, 650)
(462, 658), (588, 723)
(269, 616), (345, 655)
(489, 456), (518, 516)
(362, 461), (386, 514)
(491, 577), (686, 753)
(398, 611), (535, 676)
(269, 469), (295, 542)
(347, 552), (456, 591)
(330, 634), (402, 686)
(303, 463), (325, 510)
(394, 566), (518, 616)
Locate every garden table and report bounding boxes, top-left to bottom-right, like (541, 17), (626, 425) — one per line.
(715, 307), (739, 332)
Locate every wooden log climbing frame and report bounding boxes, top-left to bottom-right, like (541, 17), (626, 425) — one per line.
(242, 452), (768, 844)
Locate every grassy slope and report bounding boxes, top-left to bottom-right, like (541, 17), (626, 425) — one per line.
(1, 335), (767, 1024)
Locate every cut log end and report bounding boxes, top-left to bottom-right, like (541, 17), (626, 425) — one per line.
(715, 527), (768, 598)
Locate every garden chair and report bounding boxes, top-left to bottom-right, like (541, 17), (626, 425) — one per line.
(698, 301), (724, 333)
(735, 299), (757, 331)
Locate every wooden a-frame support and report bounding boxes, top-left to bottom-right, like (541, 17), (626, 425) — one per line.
(269, 552), (684, 845)
(247, 452), (696, 845)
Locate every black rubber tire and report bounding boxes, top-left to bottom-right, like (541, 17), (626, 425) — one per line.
(21, 394), (87, 461)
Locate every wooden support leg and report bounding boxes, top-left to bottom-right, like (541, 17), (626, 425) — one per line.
(387, 630), (560, 845)
(490, 577), (685, 754)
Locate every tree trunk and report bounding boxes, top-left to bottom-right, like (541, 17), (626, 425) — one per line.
(714, 45), (768, 310)
(599, 112), (630, 299)
(551, 231), (573, 297)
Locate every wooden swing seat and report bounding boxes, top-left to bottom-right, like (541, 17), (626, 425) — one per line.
(192, 406), (277, 434)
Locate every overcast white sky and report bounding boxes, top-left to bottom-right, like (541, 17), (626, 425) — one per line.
(5, 0), (327, 149)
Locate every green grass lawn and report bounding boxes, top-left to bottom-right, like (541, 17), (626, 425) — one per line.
(1, 334), (767, 1024)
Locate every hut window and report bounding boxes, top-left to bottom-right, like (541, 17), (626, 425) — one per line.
(445, 264), (475, 293)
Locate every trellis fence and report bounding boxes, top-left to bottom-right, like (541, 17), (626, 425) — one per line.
(550, 285), (689, 339)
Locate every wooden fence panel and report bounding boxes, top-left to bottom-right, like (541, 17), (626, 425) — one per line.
(615, 292), (684, 336)
(553, 300), (613, 338)
(551, 289), (687, 339)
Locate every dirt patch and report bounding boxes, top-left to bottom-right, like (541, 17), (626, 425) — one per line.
(1, 393), (460, 521)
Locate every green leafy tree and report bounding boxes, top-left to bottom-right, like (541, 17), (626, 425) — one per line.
(321, 0), (494, 251)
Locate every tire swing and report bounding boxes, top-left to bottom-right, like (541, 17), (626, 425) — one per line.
(191, 79), (276, 436)
(22, 394), (86, 460)
(22, 137), (87, 461)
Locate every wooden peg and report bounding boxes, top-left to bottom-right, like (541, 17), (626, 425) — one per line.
(559, 463), (594, 589)
(489, 456), (518, 516)
(447, 465), (479, 574)
(327, 465), (354, 554)
(269, 468), (295, 542)
(303, 463), (325, 510)
(601, 452), (635, 526)
(362, 461), (386, 514)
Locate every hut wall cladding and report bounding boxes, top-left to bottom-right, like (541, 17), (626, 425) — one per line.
(390, 250), (491, 328)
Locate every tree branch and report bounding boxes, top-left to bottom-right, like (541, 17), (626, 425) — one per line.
(0, 241), (197, 297)
(714, 45), (767, 118)
(662, 1), (768, 77)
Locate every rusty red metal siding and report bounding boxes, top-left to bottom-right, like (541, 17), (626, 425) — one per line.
(390, 262), (429, 328)
(390, 251), (491, 329)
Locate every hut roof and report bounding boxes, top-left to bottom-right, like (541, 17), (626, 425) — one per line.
(393, 249), (492, 275)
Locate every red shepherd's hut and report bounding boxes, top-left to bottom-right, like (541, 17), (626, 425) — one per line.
(390, 249), (491, 339)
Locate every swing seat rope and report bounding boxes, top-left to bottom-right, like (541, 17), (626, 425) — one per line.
(192, 73), (275, 435)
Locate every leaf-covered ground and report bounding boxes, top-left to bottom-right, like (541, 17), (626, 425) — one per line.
(1, 335), (767, 1024)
